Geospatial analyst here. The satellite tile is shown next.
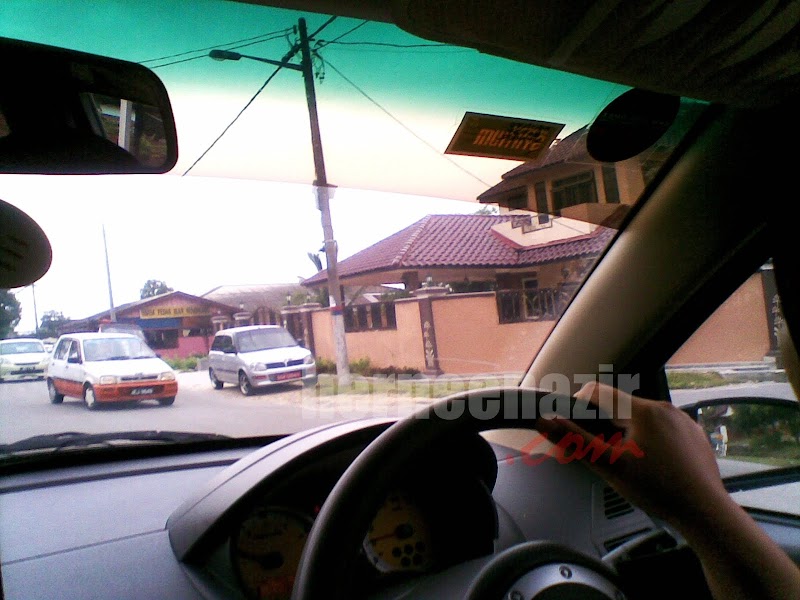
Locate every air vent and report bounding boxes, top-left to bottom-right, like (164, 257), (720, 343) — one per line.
(603, 486), (634, 519)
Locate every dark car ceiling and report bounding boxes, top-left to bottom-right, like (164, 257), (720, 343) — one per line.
(237, 0), (800, 110)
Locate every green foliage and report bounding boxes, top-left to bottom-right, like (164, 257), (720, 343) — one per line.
(38, 310), (70, 339)
(314, 356), (420, 377)
(140, 279), (174, 299)
(163, 354), (203, 371)
(0, 290), (21, 338)
(666, 371), (728, 389)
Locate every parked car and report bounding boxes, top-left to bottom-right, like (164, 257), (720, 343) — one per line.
(208, 325), (317, 395)
(0, 337), (49, 382)
(46, 332), (178, 409)
(1, 2), (800, 600)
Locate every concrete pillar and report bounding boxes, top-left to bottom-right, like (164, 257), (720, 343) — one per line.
(413, 286), (448, 376)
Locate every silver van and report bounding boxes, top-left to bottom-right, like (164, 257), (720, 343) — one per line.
(208, 325), (317, 395)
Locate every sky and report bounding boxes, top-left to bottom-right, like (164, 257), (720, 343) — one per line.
(1, 0), (624, 334)
(3, 176), (481, 334)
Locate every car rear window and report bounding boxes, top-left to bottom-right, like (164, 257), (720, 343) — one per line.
(236, 329), (298, 353)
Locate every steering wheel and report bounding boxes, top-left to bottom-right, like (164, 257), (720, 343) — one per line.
(291, 387), (628, 599)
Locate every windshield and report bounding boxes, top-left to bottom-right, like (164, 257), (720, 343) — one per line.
(237, 329), (298, 353)
(0, 341), (45, 354)
(0, 0), (707, 449)
(83, 337), (157, 362)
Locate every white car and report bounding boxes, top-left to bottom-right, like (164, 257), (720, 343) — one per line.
(0, 338), (49, 382)
(208, 325), (317, 395)
(46, 332), (178, 409)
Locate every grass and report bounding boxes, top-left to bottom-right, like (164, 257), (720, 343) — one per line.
(310, 373), (511, 398)
(667, 369), (788, 389)
(666, 370), (729, 389)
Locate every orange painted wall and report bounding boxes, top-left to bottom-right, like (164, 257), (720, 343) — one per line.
(310, 309), (334, 360)
(431, 292), (555, 374)
(669, 274), (770, 365)
(309, 302), (425, 370)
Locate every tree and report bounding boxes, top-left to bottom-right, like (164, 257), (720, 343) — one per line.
(0, 290), (21, 338)
(38, 310), (70, 339)
(140, 279), (173, 299)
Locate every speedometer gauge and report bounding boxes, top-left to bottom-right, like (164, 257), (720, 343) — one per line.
(363, 490), (434, 573)
(231, 506), (312, 600)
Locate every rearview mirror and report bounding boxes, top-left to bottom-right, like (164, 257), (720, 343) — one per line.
(681, 397), (800, 463)
(0, 37), (178, 174)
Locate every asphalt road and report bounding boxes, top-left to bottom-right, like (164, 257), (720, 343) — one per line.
(0, 371), (432, 444)
(0, 375), (794, 445)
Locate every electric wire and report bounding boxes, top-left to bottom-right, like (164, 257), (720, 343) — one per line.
(323, 58), (491, 188)
(181, 17), (338, 175)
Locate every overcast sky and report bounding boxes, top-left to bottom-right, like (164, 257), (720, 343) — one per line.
(4, 175), (480, 334)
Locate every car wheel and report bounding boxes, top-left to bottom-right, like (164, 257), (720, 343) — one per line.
(302, 375), (318, 388)
(83, 385), (99, 410)
(209, 368), (224, 390)
(158, 396), (175, 406)
(238, 371), (254, 396)
(47, 379), (64, 404)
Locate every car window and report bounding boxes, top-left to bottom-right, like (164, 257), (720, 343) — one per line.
(0, 0), (708, 453)
(53, 338), (70, 361)
(210, 336), (230, 352)
(235, 329), (298, 353)
(67, 341), (81, 362)
(668, 259), (795, 404)
(83, 337), (156, 361)
(667, 259), (800, 516)
(0, 340), (44, 354)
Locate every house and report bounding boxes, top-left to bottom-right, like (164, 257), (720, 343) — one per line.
(60, 291), (238, 358)
(301, 213), (614, 325)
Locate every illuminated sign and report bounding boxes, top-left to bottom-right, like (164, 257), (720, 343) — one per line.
(140, 306), (212, 319)
(445, 112), (564, 161)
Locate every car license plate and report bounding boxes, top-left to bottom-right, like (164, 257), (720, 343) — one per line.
(274, 371), (302, 381)
(130, 387), (154, 396)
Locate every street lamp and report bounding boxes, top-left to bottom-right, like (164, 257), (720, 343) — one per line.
(209, 18), (352, 385)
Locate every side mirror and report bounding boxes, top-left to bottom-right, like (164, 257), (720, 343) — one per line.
(67, 356), (81, 364)
(681, 397), (800, 466)
(0, 36), (178, 175)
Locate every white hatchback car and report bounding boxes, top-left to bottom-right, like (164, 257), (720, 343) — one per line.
(46, 332), (178, 409)
(208, 325), (317, 395)
(0, 338), (49, 382)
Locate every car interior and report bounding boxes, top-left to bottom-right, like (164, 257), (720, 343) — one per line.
(1, 1), (799, 600)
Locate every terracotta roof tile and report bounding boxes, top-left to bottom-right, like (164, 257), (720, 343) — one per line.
(303, 214), (613, 286)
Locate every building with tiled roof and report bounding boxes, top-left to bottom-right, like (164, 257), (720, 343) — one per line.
(302, 213), (614, 292)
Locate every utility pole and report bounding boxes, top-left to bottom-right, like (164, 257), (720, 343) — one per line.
(297, 18), (351, 385)
(207, 19), (352, 385)
(102, 224), (116, 322)
(31, 283), (39, 336)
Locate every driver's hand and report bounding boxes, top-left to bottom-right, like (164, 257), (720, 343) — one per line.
(536, 381), (728, 527)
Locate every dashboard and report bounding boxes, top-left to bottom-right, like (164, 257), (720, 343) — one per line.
(1, 416), (798, 600)
(203, 428), (499, 599)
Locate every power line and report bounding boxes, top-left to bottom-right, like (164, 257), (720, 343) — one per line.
(181, 65), (285, 176)
(148, 32), (292, 70)
(315, 20), (368, 48)
(320, 40), (455, 49)
(323, 58), (491, 188)
(181, 16), (340, 176)
(140, 28), (292, 64)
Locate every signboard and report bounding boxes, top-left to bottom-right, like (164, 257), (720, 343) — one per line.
(140, 305), (212, 319)
(445, 112), (564, 161)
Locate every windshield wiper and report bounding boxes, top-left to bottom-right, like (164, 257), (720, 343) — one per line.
(0, 430), (231, 455)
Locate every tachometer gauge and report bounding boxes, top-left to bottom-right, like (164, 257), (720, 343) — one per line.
(231, 506), (312, 600)
(363, 490), (434, 573)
